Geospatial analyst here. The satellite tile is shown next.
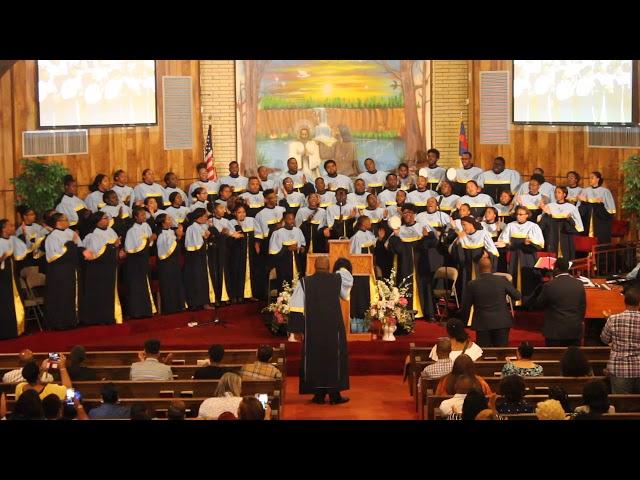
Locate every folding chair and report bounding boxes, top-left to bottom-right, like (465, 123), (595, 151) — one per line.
(21, 273), (45, 331)
(432, 266), (459, 320)
(267, 268), (278, 302)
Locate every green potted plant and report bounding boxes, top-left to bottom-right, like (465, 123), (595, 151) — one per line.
(621, 154), (640, 241)
(10, 158), (69, 215)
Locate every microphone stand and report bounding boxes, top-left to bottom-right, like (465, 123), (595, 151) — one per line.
(435, 195), (453, 322)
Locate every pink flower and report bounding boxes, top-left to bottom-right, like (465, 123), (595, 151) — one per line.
(274, 311), (285, 324)
(386, 317), (397, 326)
(399, 297), (408, 306)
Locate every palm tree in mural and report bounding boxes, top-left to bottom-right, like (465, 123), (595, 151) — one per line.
(236, 60), (271, 176)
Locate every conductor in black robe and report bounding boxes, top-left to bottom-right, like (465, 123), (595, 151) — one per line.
(288, 256), (353, 405)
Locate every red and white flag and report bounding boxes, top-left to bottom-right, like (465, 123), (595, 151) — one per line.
(204, 124), (217, 181)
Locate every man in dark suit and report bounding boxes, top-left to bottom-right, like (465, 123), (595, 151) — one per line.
(536, 257), (586, 346)
(461, 257), (522, 347)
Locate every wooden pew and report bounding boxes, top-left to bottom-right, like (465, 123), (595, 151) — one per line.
(0, 345), (287, 368)
(418, 376), (608, 420)
(504, 412), (640, 420)
(423, 393), (640, 420)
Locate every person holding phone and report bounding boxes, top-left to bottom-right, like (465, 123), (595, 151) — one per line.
(14, 353), (73, 401)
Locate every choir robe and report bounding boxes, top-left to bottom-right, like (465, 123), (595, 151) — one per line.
(482, 220), (507, 272)
(163, 186), (188, 207)
(155, 228), (186, 314)
(189, 200), (211, 214)
(268, 226), (306, 289)
(357, 170), (388, 195)
(387, 223), (438, 319)
(254, 206), (286, 300)
(360, 207), (387, 231)
(239, 192), (265, 218)
(277, 170), (307, 192)
(183, 222), (215, 309)
(407, 189), (437, 214)
(123, 222), (156, 318)
(131, 182), (165, 208)
(539, 202), (584, 260)
(494, 202), (516, 224)
(0, 237), (26, 339)
(208, 217), (233, 303)
(100, 204), (132, 238)
(578, 186), (616, 243)
(378, 189), (401, 208)
(498, 220), (545, 305)
(453, 166), (483, 197)
(317, 190), (336, 209)
(385, 203), (407, 219)
(416, 211), (454, 273)
(81, 227), (122, 325)
(567, 186), (583, 205)
(458, 193), (495, 219)
(347, 192), (369, 211)
(214, 199), (234, 220)
(112, 184), (134, 206)
(17, 223), (47, 271)
(278, 191), (306, 216)
(326, 203), (357, 239)
(295, 207), (328, 256)
(228, 218), (258, 300)
(259, 178), (275, 191)
(218, 174), (248, 194)
(454, 229), (500, 299)
(187, 180), (219, 206)
(288, 269), (352, 394)
(517, 192), (547, 222)
(164, 206), (189, 227)
(44, 228), (83, 330)
(322, 173), (353, 193)
(418, 166), (446, 192)
(349, 230), (380, 319)
(476, 168), (521, 203)
(518, 181), (556, 201)
(438, 194), (461, 216)
(56, 194), (90, 235)
(84, 189), (109, 213)
(399, 174), (416, 192)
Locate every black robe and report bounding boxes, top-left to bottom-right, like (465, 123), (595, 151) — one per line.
(288, 272), (349, 394)
(207, 227), (231, 303)
(506, 238), (542, 306)
(579, 202), (613, 244)
(44, 241), (81, 330)
(124, 241), (155, 318)
(539, 213), (580, 261)
(81, 243), (120, 325)
(157, 244), (186, 314)
(183, 244), (213, 309)
(0, 255), (24, 339)
(228, 225), (258, 300)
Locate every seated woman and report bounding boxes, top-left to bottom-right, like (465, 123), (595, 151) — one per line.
(197, 372), (243, 420)
(535, 399), (569, 420)
(429, 318), (483, 362)
(501, 341), (543, 377)
(573, 379), (615, 418)
(560, 346), (594, 377)
(496, 374), (534, 414)
(435, 354), (492, 396)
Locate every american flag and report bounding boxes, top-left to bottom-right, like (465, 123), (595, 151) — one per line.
(204, 124), (217, 181)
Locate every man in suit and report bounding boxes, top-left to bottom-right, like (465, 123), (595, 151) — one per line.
(536, 257), (587, 346)
(461, 257), (522, 347)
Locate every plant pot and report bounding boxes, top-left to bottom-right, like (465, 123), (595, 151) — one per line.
(382, 323), (397, 341)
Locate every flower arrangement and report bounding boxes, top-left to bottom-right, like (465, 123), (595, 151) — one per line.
(364, 268), (416, 334)
(262, 279), (297, 335)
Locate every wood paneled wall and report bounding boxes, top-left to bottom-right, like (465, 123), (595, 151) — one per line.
(469, 60), (640, 217)
(0, 60), (202, 220)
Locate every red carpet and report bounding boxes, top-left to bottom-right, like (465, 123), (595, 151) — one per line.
(0, 303), (545, 375)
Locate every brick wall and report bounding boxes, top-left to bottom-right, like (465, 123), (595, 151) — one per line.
(431, 61), (470, 168)
(199, 60), (236, 176)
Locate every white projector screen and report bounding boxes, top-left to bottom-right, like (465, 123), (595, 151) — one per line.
(513, 60), (633, 124)
(37, 60), (157, 127)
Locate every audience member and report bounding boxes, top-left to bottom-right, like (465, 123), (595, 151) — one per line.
(439, 375), (473, 416)
(560, 346), (593, 377)
(429, 318), (483, 361)
(66, 345), (98, 381)
(88, 383), (131, 419)
(130, 339), (174, 381)
(501, 342), (543, 377)
(198, 372), (243, 420)
(240, 345), (282, 380)
(193, 344), (227, 380)
(420, 338), (453, 380)
(15, 355), (72, 400)
(237, 396), (267, 420)
(548, 386), (572, 413)
(42, 393), (63, 420)
(536, 399), (569, 420)
(168, 400), (186, 420)
(6, 389), (44, 420)
(436, 354), (493, 396)
(217, 411), (237, 420)
(574, 380), (615, 417)
(2, 349), (54, 384)
(496, 375), (534, 414)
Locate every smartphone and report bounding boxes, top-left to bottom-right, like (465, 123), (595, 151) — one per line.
(257, 394), (268, 408)
(48, 353), (60, 369)
(65, 388), (81, 405)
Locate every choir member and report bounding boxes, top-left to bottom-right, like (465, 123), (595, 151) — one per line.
(131, 169), (165, 208)
(385, 190), (408, 219)
(457, 180), (494, 219)
(163, 172), (188, 208)
(386, 204), (438, 320)
(277, 158), (309, 194)
(416, 198), (455, 286)
(123, 206), (157, 318)
(154, 213), (186, 314)
(189, 187), (211, 213)
(240, 177), (265, 218)
(378, 173), (401, 208)
(44, 212), (89, 330)
(566, 171), (583, 205)
(254, 189), (286, 300)
(326, 188), (358, 239)
(359, 193), (387, 229)
(407, 176), (437, 214)
(418, 148), (445, 192)
(0, 219), (26, 339)
(112, 169), (134, 206)
(85, 174), (112, 213)
(350, 216), (377, 254)
(347, 179), (369, 210)
(218, 161), (249, 195)
(453, 215), (499, 295)
(540, 186), (584, 260)
(295, 193), (328, 255)
(482, 206), (507, 272)
(322, 159), (353, 193)
(397, 162), (415, 192)
(516, 168), (556, 199)
(357, 158), (388, 195)
(209, 203), (239, 306)
(183, 208), (215, 310)
(278, 177), (306, 216)
(257, 166), (275, 191)
(228, 204), (259, 303)
(187, 162), (219, 207)
(514, 174), (548, 222)
(215, 184), (235, 219)
(269, 211), (306, 289)
(100, 190), (132, 237)
(437, 180), (461, 216)
(55, 175), (90, 235)
(16, 206), (47, 272)
(494, 190), (516, 224)
(164, 192), (189, 227)
(80, 212), (122, 325)
(496, 206), (545, 305)
(578, 171), (616, 243)
(453, 151), (482, 197)
(476, 156), (521, 203)
(313, 177), (336, 208)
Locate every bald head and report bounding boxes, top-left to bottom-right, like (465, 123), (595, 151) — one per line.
(18, 349), (34, 366)
(478, 257), (493, 273)
(315, 256), (330, 273)
(436, 338), (452, 358)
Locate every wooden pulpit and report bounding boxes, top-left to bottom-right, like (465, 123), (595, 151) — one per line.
(306, 240), (374, 341)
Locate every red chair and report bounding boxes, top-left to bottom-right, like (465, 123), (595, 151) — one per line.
(611, 220), (629, 240)
(574, 236), (598, 257)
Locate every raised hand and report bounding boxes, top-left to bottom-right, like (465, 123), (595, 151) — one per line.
(82, 249), (94, 260)
(176, 224), (184, 239)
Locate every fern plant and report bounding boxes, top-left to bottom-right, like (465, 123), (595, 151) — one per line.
(10, 158), (69, 216)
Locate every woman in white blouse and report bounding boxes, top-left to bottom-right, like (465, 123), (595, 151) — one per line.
(198, 372), (243, 420)
(429, 318), (483, 361)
